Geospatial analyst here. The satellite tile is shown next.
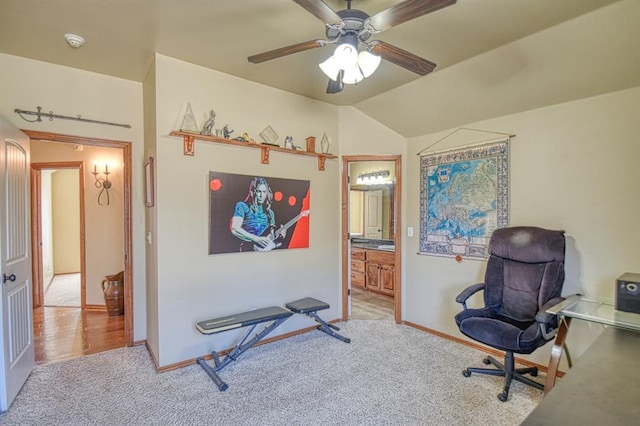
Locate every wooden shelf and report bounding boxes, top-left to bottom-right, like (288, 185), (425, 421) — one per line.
(169, 131), (336, 171)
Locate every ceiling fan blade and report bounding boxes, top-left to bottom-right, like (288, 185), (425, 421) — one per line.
(293, 0), (343, 25)
(248, 40), (327, 64)
(370, 41), (436, 76)
(366, 0), (456, 33)
(326, 70), (345, 94)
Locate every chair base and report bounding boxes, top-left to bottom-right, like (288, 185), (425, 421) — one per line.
(462, 352), (543, 401)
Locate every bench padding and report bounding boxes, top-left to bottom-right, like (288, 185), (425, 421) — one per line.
(285, 297), (330, 314)
(196, 306), (292, 335)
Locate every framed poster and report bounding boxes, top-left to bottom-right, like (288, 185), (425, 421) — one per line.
(208, 172), (310, 254)
(144, 157), (154, 207)
(419, 141), (509, 259)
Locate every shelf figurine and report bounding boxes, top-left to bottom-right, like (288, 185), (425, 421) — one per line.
(200, 110), (216, 136)
(223, 124), (234, 139)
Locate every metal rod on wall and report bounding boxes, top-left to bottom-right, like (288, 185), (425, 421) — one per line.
(14, 106), (131, 128)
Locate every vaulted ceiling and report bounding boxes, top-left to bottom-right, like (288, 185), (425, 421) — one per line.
(1, 0), (637, 137)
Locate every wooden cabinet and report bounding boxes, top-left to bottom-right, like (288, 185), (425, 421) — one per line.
(350, 248), (366, 289)
(350, 247), (395, 297)
(365, 250), (395, 296)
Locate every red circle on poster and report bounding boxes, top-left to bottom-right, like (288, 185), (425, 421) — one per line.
(288, 196), (297, 206)
(209, 179), (222, 191)
(455, 255), (462, 263)
(274, 191), (283, 202)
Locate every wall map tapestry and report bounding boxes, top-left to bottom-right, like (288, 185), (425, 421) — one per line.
(419, 141), (509, 259)
(209, 172), (310, 255)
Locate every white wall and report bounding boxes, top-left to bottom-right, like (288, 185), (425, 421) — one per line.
(51, 169), (80, 274)
(149, 54), (340, 366)
(0, 53), (147, 340)
(143, 55), (159, 359)
(41, 171), (54, 286)
(405, 87), (640, 367)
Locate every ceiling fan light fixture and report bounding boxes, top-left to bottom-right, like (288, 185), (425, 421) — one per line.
(333, 42), (358, 69)
(358, 51), (381, 78)
(319, 55), (342, 81)
(342, 65), (364, 85)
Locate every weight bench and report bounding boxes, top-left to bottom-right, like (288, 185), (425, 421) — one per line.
(195, 297), (349, 391)
(285, 297), (350, 344)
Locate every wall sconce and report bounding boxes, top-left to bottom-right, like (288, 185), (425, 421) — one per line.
(92, 162), (112, 205)
(356, 170), (391, 185)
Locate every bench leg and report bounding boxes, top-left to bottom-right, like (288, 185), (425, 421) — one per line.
(197, 357), (228, 391)
(197, 316), (291, 391)
(307, 312), (351, 343)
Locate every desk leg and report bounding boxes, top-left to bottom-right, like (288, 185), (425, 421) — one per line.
(544, 317), (571, 395)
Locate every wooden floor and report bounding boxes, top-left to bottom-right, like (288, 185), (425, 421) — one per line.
(33, 306), (126, 365)
(350, 287), (395, 320)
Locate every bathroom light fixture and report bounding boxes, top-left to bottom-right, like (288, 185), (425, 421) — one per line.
(92, 162), (111, 205)
(356, 170), (391, 185)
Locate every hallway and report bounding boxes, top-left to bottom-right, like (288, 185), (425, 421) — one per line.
(44, 273), (81, 307)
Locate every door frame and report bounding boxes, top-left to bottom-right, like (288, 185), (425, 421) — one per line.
(341, 155), (402, 323)
(30, 162), (86, 308)
(22, 130), (134, 346)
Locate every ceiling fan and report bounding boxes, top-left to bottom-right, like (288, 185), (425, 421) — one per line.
(248, 0), (457, 94)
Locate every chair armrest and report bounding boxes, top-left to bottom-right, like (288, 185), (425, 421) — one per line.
(455, 283), (485, 309)
(536, 297), (566, 324)
(536, 294), (581, 323)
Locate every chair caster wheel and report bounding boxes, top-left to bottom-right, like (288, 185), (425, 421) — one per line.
(462, 369), (471, 377)
(530, 370), (538, 377)
(482, 358), (491, 365)
(498, 392), (508, 402)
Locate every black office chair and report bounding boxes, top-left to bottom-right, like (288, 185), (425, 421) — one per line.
(455, 226), (566, 401)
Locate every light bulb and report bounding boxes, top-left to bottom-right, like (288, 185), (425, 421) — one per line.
(334, 43), (358, 69)
(342, 65), (364, 85)
(319, 55), (341, 81)
(358, 51), (381, 78)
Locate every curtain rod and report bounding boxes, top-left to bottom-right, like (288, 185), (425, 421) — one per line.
(416, 127), (514, 156)
(14, 106), (131, 129)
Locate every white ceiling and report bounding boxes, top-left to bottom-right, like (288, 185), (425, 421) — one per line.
(1, 0), (635, 137)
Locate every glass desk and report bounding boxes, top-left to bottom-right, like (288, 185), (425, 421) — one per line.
(543, 295), (640, 393)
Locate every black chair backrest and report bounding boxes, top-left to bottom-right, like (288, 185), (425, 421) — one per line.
(484, 227), (566, 323)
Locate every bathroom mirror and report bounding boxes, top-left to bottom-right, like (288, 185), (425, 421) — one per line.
(349, 160), (395, 241)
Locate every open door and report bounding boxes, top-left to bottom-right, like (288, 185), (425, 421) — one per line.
(0, 116), (34, 411)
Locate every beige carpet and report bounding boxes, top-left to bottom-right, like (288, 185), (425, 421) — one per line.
(0, 320), (543, 425)
(44, 273), (80, 307)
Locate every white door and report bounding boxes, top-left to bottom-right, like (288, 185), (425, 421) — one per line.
(364, 190), (383, 239)
(0, 116), (34, 412)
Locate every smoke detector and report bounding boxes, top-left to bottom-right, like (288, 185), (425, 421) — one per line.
(64, 33), (85, 48)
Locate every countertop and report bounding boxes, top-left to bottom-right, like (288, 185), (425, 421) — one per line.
(351, 240), (395, 252)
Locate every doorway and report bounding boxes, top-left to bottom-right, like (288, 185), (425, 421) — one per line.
(341, 155), (402, 323)
(31, 163), (85, 309)
(24, 130), (134, 361)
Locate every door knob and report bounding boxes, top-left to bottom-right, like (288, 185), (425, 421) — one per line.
(3, 273), (16, 283)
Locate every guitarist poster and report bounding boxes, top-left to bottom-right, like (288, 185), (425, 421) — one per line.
(208, 172), (310, 254)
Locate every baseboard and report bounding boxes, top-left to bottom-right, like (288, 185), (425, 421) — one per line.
(84, 304), (106, 312)
(403, 321), (565, 377)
